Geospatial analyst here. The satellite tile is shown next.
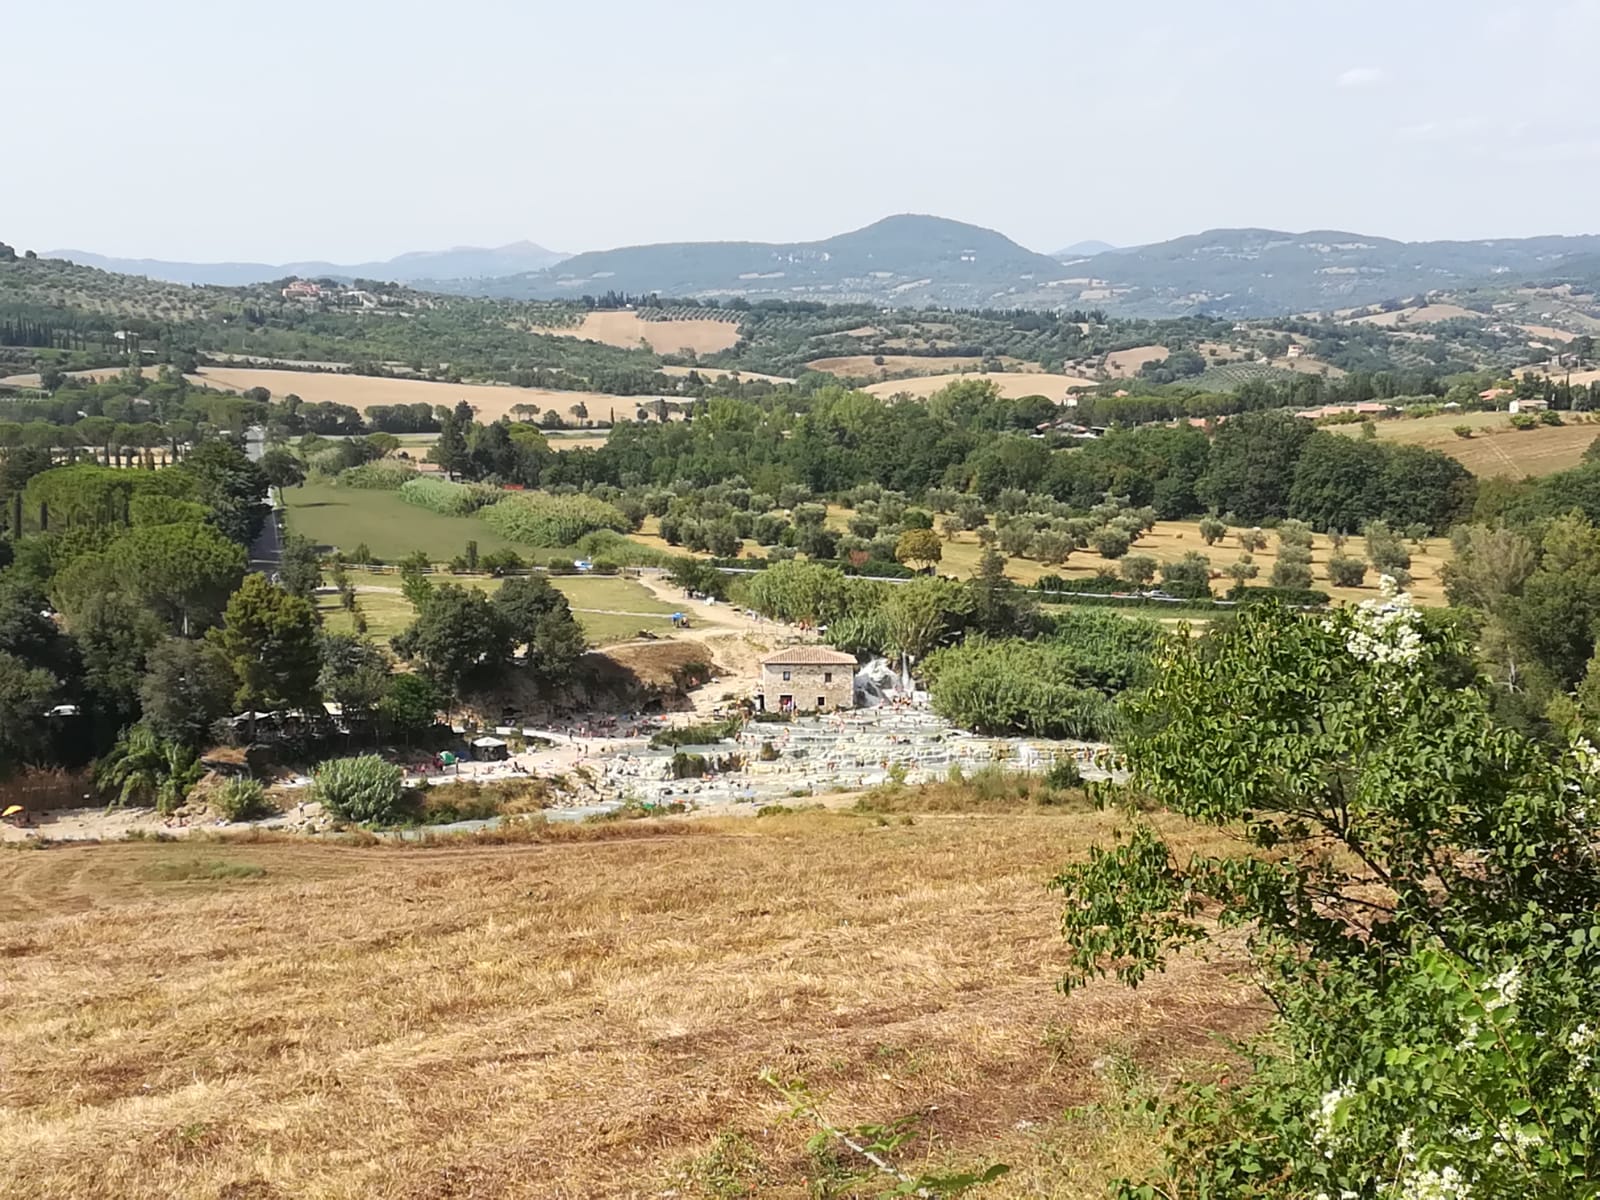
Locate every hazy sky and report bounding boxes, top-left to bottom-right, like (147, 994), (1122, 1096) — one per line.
(7, 0), (1599, 262)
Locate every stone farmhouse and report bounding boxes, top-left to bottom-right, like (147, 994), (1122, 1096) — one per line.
(756, 647), (858, 713)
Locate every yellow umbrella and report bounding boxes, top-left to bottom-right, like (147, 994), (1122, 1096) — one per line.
(2, 806), (23, 818)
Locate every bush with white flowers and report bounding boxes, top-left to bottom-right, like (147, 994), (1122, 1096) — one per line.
(1053, 587), (1600, 1197)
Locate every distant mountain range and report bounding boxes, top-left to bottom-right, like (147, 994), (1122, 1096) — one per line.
(45, 241), (569, 286)
(441, 215), (1069, 309)
(1053, 228), (1600, 317)
(39, 218), (1600, 316)
(1053, 240), (1119, 257)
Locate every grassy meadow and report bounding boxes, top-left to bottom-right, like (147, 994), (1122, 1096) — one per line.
(0, 808), (1259, 1199)
(314, 569), (693, 646)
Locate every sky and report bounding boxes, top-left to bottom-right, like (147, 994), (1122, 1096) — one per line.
(7, 0), (1600, 263)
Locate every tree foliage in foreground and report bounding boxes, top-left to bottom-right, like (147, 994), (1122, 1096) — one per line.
(1053, 586), (1600, 1196)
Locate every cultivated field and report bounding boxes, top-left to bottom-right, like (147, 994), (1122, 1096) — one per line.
(804, 354), (1031, 378)
(1353, 303), (1480, 327)
(863, 371), (1097, 403)
(1331, 410), (1600, 478)
(186, 367), (640, 424)
(534, 311), (743, 356)
(656, 363), (792, 384)
(0, 811), (1258, 1199)
(1102, 345), (1167, 375)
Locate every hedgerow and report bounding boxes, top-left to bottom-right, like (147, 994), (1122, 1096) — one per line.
(397, 477), (500, 516)
(479, 493), (629, 547)
(339, 461), (418, 490)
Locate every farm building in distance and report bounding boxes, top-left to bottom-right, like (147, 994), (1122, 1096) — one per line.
(756, 647), (858, 713)
(1509, 397), (1549, 414)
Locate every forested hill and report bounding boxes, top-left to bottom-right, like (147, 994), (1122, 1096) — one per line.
(441, 215), (1071, 307)
(1062, 228), (1600, 317)
(34, 219), (1600, 318)
(46, 242), (570, 287)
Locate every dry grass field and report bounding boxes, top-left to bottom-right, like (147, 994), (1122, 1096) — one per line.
(184, 367), (636, 424)
(533, 312), (743, 356)
(1102, 345), (1167, 376)
(1353, 303), (1480, 327)
(0, 810), (1258, 1199)
(804, 354), (1033, 378)
(863, 371), (1097, 403)
(1331, 410), (1600, 478)
(656, 363), (791, 384)
(931, 518), (1452, 606)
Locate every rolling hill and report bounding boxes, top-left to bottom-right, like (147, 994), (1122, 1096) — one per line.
(45, 241), (570, 286)
(451, 214), (1073, 307)
(1057, 228), (1600, 317)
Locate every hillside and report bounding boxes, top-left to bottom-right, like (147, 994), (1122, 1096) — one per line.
(46, 241), (570, 286)
(453, 214), (1072, 307)
(1059, 228), (1600, 317)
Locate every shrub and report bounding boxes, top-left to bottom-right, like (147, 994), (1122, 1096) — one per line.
(1270, 558), (1314, 589)
(1092, 527), (1131, 559)
(1044, 756), (1083, 789)
(1159, 551), (1213, 599)
(1364, 519), (1412, 572)
(339, 461), (418, 490)
(397, 477), (499, 516)
(312, 755), (410, 825)
(1509, 412), (1539, 430)
(211, 777), (272, 822)
(1453, 424), (1474, 439)
(1197, 516), (1227, 545)
(480, 493), (629, 547)
(1120, 554), (1158, 586)
(1327, 554), (1369, 587)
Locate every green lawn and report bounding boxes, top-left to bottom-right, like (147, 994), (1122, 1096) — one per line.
(282, 481), (522, 561)
(320, 570), (691, 646)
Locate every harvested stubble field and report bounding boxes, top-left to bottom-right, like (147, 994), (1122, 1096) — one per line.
(862, 371), (1096, 403)
(534, 311), (743, 356)
(0, 811), (1259, 1199)
(185, 366), (644, 425)
(1331, 410), (1600, 478)
(804, 354), (1032, 378)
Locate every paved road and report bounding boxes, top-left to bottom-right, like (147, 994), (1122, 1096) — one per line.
(244, 425), (282, 573)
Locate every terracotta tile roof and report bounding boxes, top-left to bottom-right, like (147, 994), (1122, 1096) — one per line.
(760, 646), (859, 666)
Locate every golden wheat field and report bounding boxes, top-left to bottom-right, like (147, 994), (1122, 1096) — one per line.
(1332, 411), (1600, 478)
(804, 355), (1033, 378)
(183, 367), (642, 424)
(0, 809), (1257, 1199)
(862, 372), (1096, 403)
(534, 312), (743, 356)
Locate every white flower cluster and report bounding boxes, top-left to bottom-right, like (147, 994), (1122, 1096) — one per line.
(1482, 965), (1523, 1012)
(1569, 1022), (1596, 1073)
(1342, 576), (1424, 666)
(1394, 1164), (1472, 1200)
(1311, 1081), (1353, 1151)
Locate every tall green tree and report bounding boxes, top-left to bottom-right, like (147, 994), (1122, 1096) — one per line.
(139, 638), (237, 749)
(391, 583), (510, 698)
(210, 575), (321, 732)
(1198, 410), (1313, 521)
(491, 575), (586, 681)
